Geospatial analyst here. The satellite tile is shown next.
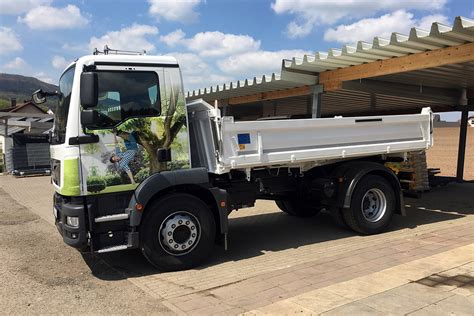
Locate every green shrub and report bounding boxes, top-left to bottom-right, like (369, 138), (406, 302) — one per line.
(134, 168), (150, 183)
(104, 174), (122, 186)
(87, 176), (106, 193)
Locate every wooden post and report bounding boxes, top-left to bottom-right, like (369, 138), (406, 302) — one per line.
(456, 110), (469, 182)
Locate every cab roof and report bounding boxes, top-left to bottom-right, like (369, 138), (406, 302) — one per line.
(63, 54), (179, 73)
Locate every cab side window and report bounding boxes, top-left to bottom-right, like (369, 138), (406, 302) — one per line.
(88, 71), (160, 129)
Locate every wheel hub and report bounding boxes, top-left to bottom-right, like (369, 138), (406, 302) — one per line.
(159, 213), (200, 255)
(361, 188), (387, 222)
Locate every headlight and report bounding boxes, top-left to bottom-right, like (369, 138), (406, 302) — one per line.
(66, 216), (79, 227)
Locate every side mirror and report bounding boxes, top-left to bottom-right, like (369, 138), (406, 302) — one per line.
(81, 109), (100, 127)
(32, 89), (46, 104)
(80, 72), (98, 108)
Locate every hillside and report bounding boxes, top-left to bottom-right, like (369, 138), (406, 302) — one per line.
(0, 73), (58, 110)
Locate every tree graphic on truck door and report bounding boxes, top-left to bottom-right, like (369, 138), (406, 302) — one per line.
(80, 66), (190, 194)
(118, 90), (188, 174)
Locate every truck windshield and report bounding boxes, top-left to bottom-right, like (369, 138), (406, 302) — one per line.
(52, 66), (75, 144)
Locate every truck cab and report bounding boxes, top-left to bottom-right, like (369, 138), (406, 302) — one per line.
(50, 53), (221, 265)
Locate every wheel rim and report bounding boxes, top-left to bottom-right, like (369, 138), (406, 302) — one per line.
(361, 188), (387, 222)
(158, 211), (201, 256)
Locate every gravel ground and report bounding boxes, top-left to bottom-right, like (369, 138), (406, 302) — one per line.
(0, 188), (171, 314)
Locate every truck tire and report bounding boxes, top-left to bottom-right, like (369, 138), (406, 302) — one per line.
(275, 199), (321, 217)
(140, 193), (216, 271)
(342, 175), (395, 235)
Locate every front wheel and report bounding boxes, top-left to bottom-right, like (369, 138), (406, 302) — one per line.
(342, 175), (395, 235)
(140, 193), (216, 271)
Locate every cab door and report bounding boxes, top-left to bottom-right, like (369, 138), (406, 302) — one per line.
(78, 65), (190, 196)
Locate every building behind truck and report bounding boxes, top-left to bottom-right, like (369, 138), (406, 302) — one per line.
(0, 100), (53, 176)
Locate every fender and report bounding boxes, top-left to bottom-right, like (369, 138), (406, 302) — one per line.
(333, 161), (405, 215)
(128, 167), (228, 234)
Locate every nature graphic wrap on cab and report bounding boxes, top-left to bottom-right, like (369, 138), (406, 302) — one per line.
(79, 68), (189, 195)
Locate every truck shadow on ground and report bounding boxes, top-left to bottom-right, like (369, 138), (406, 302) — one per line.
(83, 183), (473, 280)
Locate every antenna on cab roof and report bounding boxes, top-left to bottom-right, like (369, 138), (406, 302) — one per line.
(93, 45), (147, 56)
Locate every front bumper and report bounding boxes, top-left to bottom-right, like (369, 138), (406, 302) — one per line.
(54, 193), (89, 250)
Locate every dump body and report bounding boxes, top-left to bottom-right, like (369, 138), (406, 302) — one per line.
(187, 99), (433, 174)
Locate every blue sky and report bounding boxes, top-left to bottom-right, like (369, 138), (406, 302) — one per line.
(0, 0), (473, 120)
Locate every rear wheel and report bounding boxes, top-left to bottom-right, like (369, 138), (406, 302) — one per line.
(342, 175), (395, 234)
(275, 199), (321, 217)
(140, 193), (216, 271)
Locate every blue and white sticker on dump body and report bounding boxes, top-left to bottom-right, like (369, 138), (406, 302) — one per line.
(237, 133), (251, 144)
(237, 133), (251, 150)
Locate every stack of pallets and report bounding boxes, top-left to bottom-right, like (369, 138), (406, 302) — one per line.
(406, 151), (430, 192)
(385, 151), (430, 195)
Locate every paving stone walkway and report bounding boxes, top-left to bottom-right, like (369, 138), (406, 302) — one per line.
(248, 245), (473, 315)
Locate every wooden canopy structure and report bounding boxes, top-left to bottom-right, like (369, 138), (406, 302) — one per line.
(187, 16), (474, 182)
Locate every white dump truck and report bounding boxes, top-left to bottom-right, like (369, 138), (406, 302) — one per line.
(34, 48), (433, 271)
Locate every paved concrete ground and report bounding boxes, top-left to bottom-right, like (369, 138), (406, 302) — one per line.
(0, 175), (473, 315)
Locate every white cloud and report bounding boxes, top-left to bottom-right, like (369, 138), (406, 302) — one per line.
(169, 52), (209, 75)
(18, 5), (88, 30)
(185, 31), (261, 57)
(35, 72), (55, 84)
(62, 42), (89, 53)
(185, 73), (235, 91)
(160, 29), (186, 47)
(160, 32), (309, 90)
(271, 0), (447, 38)
(3, 57), (28, 70)
(51, 55), (70, 70)
(416, 14), (450, 30)
(285, 21), (314, 39)
(148, 0), (202, 22)
(0, 27), (23, 55)
(160, 30), (261, 57)
(89, 24), (159, 53)
(0, 0), (51, 15)
(164, 52), (234, 91)
(217, 49), (310, 76)
(324, 11), (449, 44)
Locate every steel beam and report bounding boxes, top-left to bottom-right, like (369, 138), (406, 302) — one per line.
(310, 85), (323, 118)
(456, 110), (469, 182)
(228, 86), (311, 105)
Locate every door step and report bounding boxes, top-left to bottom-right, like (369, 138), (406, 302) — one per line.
(94, 213), (129, 223)
(96, 245), (129, 253)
